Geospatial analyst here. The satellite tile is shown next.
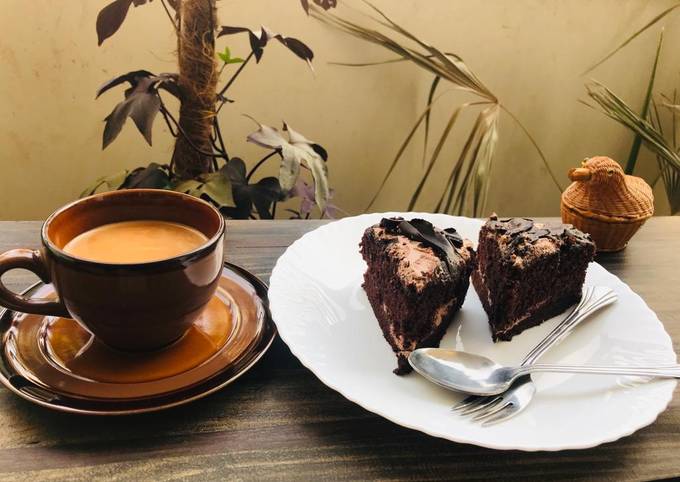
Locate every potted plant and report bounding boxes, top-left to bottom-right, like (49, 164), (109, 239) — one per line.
(87, 0), (338, 219)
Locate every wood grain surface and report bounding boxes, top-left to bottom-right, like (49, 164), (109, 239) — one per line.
(0, 218), (678, 481)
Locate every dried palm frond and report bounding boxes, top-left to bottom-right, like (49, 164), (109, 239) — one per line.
(583, 81), (680, 214)
(312, 2), (560, 216)
(623, 28), (663, 174)
(654, 96), (680, 214)
(584, 1), (680, 74)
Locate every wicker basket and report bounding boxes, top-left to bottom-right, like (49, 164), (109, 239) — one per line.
(560, 156), (654, 252)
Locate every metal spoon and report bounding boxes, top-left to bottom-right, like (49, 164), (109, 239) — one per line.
(409, 348), (680, 396)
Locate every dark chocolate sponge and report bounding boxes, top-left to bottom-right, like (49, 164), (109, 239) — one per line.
(359, 218), (475, 374)
(472, 214), (595, 342)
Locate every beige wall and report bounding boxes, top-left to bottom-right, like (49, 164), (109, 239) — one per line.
(0, 0), (677, 220)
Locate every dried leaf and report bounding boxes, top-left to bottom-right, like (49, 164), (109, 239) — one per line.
(423, 75), (441, 167)
(585, 81), (680, 172)
(246, 116), (329, 206)
(245, 116), (288, 148)
(279, 144), (302, 192)
(626, 30), (664, 175)
(408, 101), (489, 211)
(472, 105), (500, 215)
(366, 89), (453, 210)
(584, 3), (680, 74)
(305, 150), (330, 212)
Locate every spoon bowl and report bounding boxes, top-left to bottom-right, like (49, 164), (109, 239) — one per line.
(409, 347), (680, 396)
(409, 349), (515, 396)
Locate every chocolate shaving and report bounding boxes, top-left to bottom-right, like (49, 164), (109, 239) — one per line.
(487, 215), (592, 248)
(379, 217), (465, 276)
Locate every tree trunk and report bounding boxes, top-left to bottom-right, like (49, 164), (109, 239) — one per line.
(171, 0), (218, 179)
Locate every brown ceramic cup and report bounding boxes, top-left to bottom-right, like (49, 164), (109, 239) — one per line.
(0, 189), (225, 351)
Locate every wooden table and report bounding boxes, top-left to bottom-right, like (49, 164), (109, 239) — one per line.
(0, 217), (678, 481)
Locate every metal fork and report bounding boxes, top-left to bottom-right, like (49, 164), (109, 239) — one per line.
(451, 285), (618, 426)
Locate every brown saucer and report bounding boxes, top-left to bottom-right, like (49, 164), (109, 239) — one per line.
(0, 263), (276, 414)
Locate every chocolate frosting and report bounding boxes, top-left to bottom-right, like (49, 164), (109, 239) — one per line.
(486, 214), (592, 248)
(379, 217), (465, 275)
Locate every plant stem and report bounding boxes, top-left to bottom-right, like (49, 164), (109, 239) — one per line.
(213, 117), (229, 161)
(246, 150), (279, 182)
(160, 95), (225, 159)
(160, 0), (178, 33)
(217, 51), (254, 99)
(271, 202), (278, 219)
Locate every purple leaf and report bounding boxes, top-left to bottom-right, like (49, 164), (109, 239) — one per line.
(120, 163), (170, 189)
(98, 71), (176, 148)
(218, 25), (313, 68)
(153, 72), (181, 99)
(103, 99), (135, 149)
(96, 70), (154, 99)
(301, 0), (337, 15)
(291, 178), (316, 218)
(96, 0), (152, 46)
(97, 0), (133, 46)
(102, 76), (160, 148)
(127, 90), (160, 146)
(275, 36), (314, 66)
(221, 158), (283, 219)
(218, 26), (266, 62)
(291, 179), (342, 219)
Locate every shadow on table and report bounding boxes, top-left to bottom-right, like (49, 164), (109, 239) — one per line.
(0, 337), (664, 479)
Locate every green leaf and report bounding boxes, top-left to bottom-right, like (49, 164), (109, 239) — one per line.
(626, 29), (664, 175)
(218, 46), (231, 63)
(172, 179), (203, 197)
(226, 57), (244, 64)
(80, 170), (129, 198)
(201, 171), (235, 208)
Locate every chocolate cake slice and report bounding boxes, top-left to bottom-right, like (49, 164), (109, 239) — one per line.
(472, 215), (595, 342)
(360, 218), (475, 375)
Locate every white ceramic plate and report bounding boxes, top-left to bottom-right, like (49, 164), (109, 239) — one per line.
(269, 213), (676, 451)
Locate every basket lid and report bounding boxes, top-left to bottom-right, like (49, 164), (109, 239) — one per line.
(561, 156), (654, 220)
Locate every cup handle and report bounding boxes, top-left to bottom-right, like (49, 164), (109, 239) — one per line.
(0, 249), (69, 317)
